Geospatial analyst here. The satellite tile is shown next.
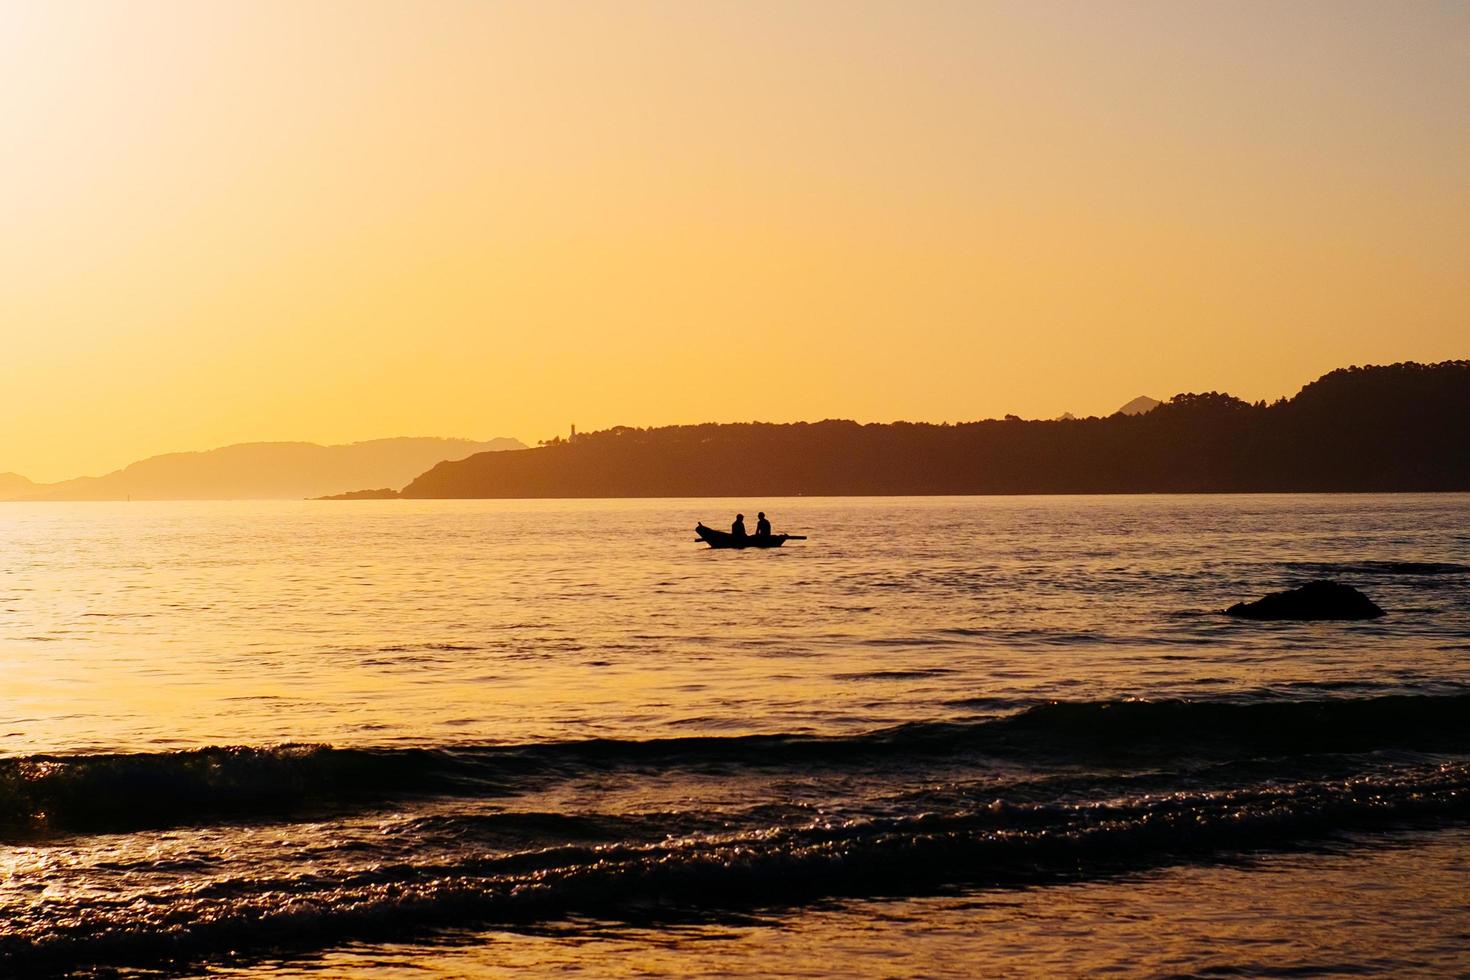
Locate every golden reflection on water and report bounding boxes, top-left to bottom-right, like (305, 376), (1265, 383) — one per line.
(2, 495), (1468, 755)
(2, 497), (1468, 975)
(216, 828), (1470, 977)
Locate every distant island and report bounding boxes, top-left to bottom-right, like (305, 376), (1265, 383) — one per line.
(1, 437), (524, 501)
(335, 362), (1465, 499)
(317, 487), (402, 501)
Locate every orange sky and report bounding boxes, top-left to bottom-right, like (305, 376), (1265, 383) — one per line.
(2, 1), (1466, 482)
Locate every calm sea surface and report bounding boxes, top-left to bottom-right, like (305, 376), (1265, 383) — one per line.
(1, 495), (1467, 975)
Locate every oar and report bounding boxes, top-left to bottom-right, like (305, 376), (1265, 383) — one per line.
(783, 535), (808, 540)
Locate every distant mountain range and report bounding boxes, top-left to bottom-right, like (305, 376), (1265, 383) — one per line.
(1054, 396), (1159, 422)
(1, 437), (524, 501)
(1115, 395), (1162, 416)
(348, 361), (1467, 498)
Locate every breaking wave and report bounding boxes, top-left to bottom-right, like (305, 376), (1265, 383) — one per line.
(2, 760), (1466, 973)
(3, 692), (1468, 837)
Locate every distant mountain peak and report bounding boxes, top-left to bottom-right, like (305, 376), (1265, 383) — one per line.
(0, 472), (38, 501)
(1115, 395), (1162, 416)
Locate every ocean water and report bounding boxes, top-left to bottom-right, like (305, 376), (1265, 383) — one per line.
(1, 494), (1467, 976)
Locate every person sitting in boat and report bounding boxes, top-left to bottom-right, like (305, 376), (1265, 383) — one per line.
(755, 512), (772, 538)
(731, 514), (747, 538)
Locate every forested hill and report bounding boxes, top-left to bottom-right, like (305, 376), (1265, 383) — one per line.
(399, 362), (1469, 498)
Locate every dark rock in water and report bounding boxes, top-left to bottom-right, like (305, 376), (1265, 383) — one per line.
(1225, 580), (1385, 621)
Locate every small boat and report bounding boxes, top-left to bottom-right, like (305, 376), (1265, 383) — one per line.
(695, 523), (806, 549)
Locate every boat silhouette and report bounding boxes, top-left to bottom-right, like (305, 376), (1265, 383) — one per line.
(695, 523), (806, 549)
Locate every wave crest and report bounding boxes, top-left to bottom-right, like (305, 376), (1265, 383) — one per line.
(2, 761), (1466, 972)
(4, 692), (1467, 837)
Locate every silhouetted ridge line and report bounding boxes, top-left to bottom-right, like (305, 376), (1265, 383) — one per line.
(8, 437), (525, 501)
(395, 361), (1470, 497)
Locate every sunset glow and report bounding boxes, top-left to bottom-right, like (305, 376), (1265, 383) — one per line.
(4, 5), (1470, 975)
(3, 1), (1466, 481)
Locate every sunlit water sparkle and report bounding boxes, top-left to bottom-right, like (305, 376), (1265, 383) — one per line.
(1, 495), (1467, 975)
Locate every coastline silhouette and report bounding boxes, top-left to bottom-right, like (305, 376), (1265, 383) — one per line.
(386, 361), (1468, 499)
